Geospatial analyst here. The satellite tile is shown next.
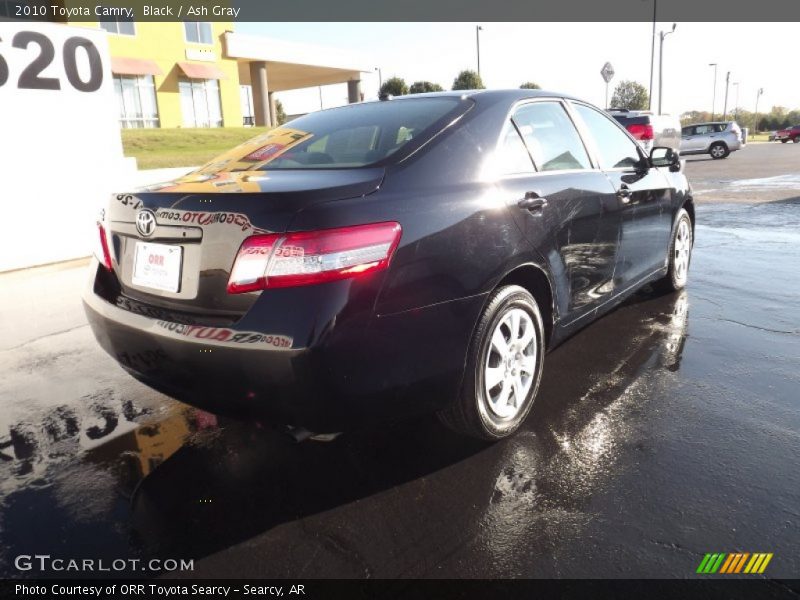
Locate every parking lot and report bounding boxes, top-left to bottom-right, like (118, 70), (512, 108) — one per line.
(0, 143), (798, 581)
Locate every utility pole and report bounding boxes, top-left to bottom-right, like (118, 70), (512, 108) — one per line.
(753, 88), (764, 138)
(374, 67), (382, 92)
(648, 0), (657, 110)
(658, 23), (676, 115)
(722, 71), (730, 120)
(732, 82), (739, 120)
(709, 63), (718, 120)
(476, 25), (483, 76)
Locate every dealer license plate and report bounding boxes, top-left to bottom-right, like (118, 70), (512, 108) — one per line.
(132, 241), (182, 293)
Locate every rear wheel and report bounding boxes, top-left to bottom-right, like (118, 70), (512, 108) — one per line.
(438, 285), (545, 441)
(793, 137), (800, 144)
(709, 142), (729, 159)
(654, 208), (693, 293)
(781, 139), (789, 143)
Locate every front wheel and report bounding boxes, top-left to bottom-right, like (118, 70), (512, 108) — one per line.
(709, 142), (729, 159)
(793, 137), (800, 144)
(781, 139), (789, 143)
(438, 285), (545, 441)
(654, 208), (693, 293)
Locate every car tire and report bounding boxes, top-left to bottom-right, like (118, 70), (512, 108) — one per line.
(781, 139), (788, 143)
(654, 208), (693, 293)
(438, 285), (545, 441)
(709, 142), (729, 159)
(793, 137), (800, 144)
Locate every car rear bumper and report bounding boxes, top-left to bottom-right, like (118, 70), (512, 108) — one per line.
(83, 259), (480, 431)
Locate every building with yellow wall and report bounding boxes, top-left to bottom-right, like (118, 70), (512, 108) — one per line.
(66, 17), (369, 130)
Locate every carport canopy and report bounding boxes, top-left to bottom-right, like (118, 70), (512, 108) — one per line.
(223, 32), (371, 126)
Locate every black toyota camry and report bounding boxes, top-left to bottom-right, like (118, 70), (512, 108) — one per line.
(84, 90), (694, 440)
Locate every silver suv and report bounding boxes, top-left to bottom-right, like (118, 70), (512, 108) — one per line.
(680, 121), (742, 159)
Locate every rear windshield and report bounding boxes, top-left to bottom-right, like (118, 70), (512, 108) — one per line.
(195, 97), (465, 172)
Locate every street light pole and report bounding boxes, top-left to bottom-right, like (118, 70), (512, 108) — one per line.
(476, 25), (483, 76)
(722, 71), (730, 120)
(753, 88), (764, 138)
(732, 82), (739, 120)
(648, 0), (657, 110)
(709, 63), (718, 120)
(374, 67), (382, 92)
(658, 23), (676, 115)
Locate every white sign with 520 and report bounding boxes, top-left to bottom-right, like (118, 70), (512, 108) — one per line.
(0, 29), (103, 91)
(0, 22), (129, 271)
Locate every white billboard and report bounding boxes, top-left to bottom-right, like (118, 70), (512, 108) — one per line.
(0, 21), (131, 271)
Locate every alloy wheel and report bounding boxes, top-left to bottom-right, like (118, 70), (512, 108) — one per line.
(673, 218), (692, 285)
(484, 307), (538, 419)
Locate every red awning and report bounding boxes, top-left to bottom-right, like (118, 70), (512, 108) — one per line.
(177, 62), (228, 80)
(110, 57), (163, 77)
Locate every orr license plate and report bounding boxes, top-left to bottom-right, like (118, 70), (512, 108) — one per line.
(132, 241), (183, 293)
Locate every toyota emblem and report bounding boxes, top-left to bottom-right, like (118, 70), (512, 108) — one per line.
(136, 209), (156, 237)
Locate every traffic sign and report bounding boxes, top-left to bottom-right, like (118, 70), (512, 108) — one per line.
(601, 62), (615, 83)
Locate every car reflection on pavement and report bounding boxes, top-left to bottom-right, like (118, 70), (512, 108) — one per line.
(0, 285), (690, 577)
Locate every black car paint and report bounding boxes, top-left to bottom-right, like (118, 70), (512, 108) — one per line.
(83, 90), (693, 432)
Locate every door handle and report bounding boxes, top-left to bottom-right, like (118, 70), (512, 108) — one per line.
(617, 185), (631, 204)
(518, 192), (548, 211)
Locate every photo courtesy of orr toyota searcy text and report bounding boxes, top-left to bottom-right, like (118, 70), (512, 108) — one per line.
(14, 584), (300, 597)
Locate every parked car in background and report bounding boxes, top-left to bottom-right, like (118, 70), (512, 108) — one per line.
(84, 90), (694, 441)
(774, 125), (800, 143)
(609, 109), (681, 154)
(680, 121), (742, 159)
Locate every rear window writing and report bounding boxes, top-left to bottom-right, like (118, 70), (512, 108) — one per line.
(194, 97), (465, 171)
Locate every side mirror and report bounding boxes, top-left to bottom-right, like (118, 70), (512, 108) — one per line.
(650, 146), (680, 171)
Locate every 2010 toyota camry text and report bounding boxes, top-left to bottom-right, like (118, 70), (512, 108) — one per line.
(84, 90), (694, 440)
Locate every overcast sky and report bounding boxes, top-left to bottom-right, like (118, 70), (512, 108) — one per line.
(236, 22), (799, 118)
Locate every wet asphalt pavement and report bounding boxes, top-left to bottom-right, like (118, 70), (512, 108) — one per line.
(1, 144), (799, 580)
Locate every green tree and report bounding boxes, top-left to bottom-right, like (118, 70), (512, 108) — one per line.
(519, 81), (541, 90)
(610, 80), (649, 110)
(275, 99), (287, 126)
(409, 81), (444, 94)
(380, 77), (408, 97)
(452, 70), (485, 91)
(680, 110), (713, 126)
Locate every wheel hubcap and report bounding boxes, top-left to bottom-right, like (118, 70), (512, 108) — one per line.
(484, 308), (537, 419)
(673, 219), (692, 285)
(712, 146), (724, 157)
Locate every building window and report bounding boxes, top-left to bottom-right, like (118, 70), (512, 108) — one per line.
(184, 22), (213, 45)
(179, 79), (222, 128)
(99, 17), (135, 36)
(114, 75), (159, 128)
(240, 85), (255, 126)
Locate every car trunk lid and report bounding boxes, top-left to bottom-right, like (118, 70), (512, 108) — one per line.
(102, 168), (384, 318)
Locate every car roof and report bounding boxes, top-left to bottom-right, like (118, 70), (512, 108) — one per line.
(388, 89), (584, 103)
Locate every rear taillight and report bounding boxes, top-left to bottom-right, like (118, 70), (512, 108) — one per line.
(627, 123), (655, 141)
(227, 222), (402, 294)
(95, 222), (113, 271)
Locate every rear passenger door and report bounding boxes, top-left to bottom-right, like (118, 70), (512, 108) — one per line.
(570, 102), (672, 288)
(498, 100), (623, 323)
(692, 124), (715, 151)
